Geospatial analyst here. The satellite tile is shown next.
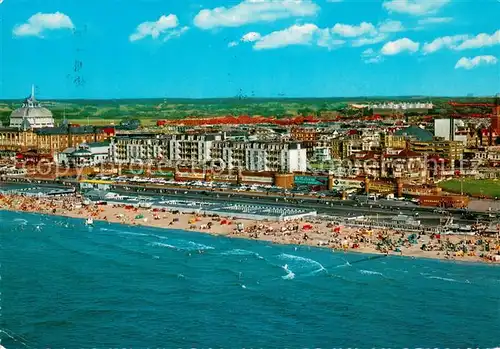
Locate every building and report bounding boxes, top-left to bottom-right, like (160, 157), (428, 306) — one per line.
(110, 132), (307, 173)
(290, 126), (321, 158)
(331, 134), (380, 159)
(212, 140), (307, 172)
(110, 133), (222, 165)
(434, 118), (467, 144)
(473, 146), (500, 165)
(380, 133), (406, 150)
(0, 125), (111, 154)
(9, 85), (55, 129)
(346, 149), (427, 183)
(57, 141), (110, 167)
(312, 146), (332, 162)
(371, 102), (433, 115)
(410, 139), (464, 162)
(394, 125), (434, 142)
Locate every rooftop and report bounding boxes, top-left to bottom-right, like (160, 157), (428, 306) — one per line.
(394, 125), (433, 142)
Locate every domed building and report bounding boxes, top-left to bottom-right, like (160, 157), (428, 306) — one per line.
(9, 85), (55, 130)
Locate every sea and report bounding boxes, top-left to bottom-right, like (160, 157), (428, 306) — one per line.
(1, 210), (499, 348)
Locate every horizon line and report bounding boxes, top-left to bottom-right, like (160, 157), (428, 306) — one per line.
(0, 95), (497, 102)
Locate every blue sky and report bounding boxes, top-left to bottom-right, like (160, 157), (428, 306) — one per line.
(0, 0), (499, 99)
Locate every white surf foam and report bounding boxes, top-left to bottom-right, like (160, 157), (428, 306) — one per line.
(278, 253), (327, 274)
(149, 240), (214, 251)
(149, 242), (177, 249)
(281, 264), (295, 280)
(359, 269), (384, 276)
(187, 241), (215, 250)
(117, 231), (149, 237)
(427, 276), (457, 283)
(220, 249), (263, 259)
(150, 234), (169, 240)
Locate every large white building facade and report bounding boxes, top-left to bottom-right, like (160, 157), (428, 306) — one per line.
(9, 85), (55, 130)
(110, 133), (222, 165)
(110, 133), (307, 172)
(434, 118), (467, 145)
(212, 140), (307, 172)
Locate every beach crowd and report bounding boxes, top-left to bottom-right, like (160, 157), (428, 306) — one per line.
(1, 193), (500, 263)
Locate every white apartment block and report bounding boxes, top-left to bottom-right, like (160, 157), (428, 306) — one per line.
(110, 133), (307, 173)
(212, 141), (307, 172)
(110, 133), (222, 165)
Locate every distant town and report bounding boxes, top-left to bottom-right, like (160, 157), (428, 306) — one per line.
(1, 86), (500, 211)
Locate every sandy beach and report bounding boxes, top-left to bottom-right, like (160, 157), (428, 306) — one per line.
(1, 193), (500, 264)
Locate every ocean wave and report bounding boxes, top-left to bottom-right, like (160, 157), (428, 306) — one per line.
(149, 240), (214, 251)
(220, 249), (263, 259)
(149, 242), (178, 249)
(187, 241), (215, 250)
(118, 231), (150, 237)
(281, 264), (295, 280)
(13, 218), (28, 225)
(335, 261), (352, 268)
(100, 227), (148, 236)
(359, 269), (384, 276)
(427, 276), (457, 283)
(278, 253), (327, 275)
(150, 234), (169, 240)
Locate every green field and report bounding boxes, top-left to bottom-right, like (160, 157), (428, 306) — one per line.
(0, 98), (347, 125)
(439, 179), (500, 198)
(0, 96), (496, 126)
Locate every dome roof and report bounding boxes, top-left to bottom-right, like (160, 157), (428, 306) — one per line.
(11, 106), (53, 118)
(9, 85), (55, 129)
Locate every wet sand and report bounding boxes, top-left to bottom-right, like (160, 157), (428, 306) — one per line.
(2, 193), (500, 264)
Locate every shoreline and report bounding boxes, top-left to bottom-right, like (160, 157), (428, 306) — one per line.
(1, 193), (500, 264)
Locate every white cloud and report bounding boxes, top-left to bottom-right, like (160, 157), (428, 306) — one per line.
(234, 18), (405, 51)
(417, 17), (453, 25)
(236, 24), (344, 50)
(332, 22), (376, 37)
(422, 34), (468, 54)
(383, 0), (450, 16)
(365, 56), (384, 64)
(378, 20), (405, 33)
(163, 26), (189, 42)
(422, 30), (500, 53)
(316, 28), (345, 49)
(13, 12), (74, 37)
(381, 38), (419, 55)
(455, 55), (498, 70)
(241, 31), (262, 42)
(361, 48), (383, 64)
(228, 41), (239, 47)
(253, 23), (319, 50)
(336, 20), (403, 47)
(129, 14), (186, 42)
(194, 0), (319, 29)
(362, 48), (375, 56)
(455, 30), (500, 50)
(352, 34), (387, 47)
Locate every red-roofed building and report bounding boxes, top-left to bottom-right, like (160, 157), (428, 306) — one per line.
(344, 148), (427, 183)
